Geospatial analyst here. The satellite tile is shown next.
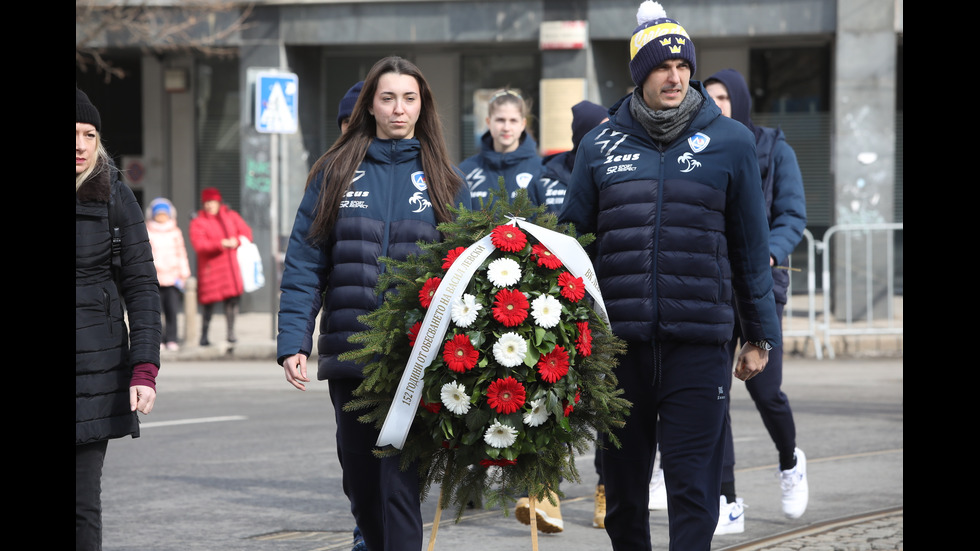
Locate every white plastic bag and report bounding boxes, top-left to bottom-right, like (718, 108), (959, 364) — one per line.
(237, 236), (265, 293)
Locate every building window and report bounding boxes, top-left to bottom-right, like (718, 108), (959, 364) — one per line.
(750, 46), (832, 230)
(196, 58), (242, 211)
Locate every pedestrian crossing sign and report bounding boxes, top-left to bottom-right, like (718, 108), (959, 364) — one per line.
(255, 72), (298, 134)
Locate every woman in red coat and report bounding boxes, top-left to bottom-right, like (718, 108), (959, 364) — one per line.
(189, 187), (253, 346)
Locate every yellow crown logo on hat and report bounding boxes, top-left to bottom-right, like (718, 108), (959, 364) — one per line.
(668, 44), (682, 53)
(659, 37), (673, 46)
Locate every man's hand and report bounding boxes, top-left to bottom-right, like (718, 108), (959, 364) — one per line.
(734, 342), (769, 381)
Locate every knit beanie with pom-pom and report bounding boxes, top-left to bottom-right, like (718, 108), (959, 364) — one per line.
(629, 1), (697, 87)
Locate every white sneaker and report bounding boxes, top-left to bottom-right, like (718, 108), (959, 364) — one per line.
(648, 467), (667, 510)
(780, 447), (809, 519)
(714, 495), (745, 535)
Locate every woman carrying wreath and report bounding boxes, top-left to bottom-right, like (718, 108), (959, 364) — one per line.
(276, 56), (472, 551)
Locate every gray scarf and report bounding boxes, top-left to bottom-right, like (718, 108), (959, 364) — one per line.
(629, 86), (703, 147)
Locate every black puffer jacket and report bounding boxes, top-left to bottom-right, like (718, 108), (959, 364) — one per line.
(76, 161), (161, 445)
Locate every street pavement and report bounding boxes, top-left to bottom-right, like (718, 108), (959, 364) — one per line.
(102, 312), (902, 551)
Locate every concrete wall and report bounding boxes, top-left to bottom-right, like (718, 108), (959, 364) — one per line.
(831, 0), (899, 321)
(104, 0), (901, 315)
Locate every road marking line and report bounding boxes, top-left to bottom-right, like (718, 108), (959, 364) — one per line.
(140, 415), (247, 428)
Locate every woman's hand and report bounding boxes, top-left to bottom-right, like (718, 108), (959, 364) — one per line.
(130, 385), (157, 414)
(282, 354), (311, 391)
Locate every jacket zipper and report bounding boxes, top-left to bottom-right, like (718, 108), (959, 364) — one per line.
(103, 287), (113, 335)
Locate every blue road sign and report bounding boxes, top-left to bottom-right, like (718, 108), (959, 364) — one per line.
(255, 72), (299, 134)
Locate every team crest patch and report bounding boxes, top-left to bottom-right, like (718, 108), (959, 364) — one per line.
(516, 172), (533, 189)
(411, 171), (427, 191)
(688, 132), (710, 153)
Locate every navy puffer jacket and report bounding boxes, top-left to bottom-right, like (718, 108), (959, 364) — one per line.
(459, 130), (543, 204)
(277, 138), (472, 380)
(76, 162), (161, 445)
(529, 150), (574, 214)
(559, 82), (781, 347)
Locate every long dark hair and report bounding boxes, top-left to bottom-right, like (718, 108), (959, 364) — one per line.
(305, 56), (464, 244)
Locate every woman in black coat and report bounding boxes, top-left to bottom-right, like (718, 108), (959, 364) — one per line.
(75, 87), (161, 551)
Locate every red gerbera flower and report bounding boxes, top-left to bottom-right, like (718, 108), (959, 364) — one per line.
(558, 272), (586, 302)
(419, 277), (442, 308)
(492, 288), (529, 327)
(442, 246), (466, 270)
(537, 345), (570, 383)
(531, 243), (563, 269)
(563, 390), (581, 417)
(420, 398), (442, 413)
(479, 458), (518, 468)
(408, 321), (423, 347)
(486, 376), (527, 414)
(491, 224), (527, 253)
(575, 321), (592, 357)
(443, 334), (479, 373)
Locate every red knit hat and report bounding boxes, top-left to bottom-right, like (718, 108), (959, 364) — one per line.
(201, 187), (222, 203)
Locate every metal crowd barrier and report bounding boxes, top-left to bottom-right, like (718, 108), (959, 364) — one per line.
(818, 223), (904, 359)
(783, 228), (823, 359)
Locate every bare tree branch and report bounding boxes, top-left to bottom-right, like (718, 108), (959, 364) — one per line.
(76, 0), (255, 82)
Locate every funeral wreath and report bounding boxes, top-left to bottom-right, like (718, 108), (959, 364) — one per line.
(342, 183), (630, 520)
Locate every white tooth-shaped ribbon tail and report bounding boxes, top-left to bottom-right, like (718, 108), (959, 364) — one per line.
(375, 219), (607, 450)
(376, 234), (495, 449)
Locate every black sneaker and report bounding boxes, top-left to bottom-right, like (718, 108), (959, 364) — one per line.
(200, 336), (210, 347)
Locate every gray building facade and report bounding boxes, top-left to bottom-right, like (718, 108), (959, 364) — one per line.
(76, 0), (903, 314)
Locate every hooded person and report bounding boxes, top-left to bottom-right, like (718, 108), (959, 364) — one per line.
(188, 187), (253, 346)
(528, 100), (609, 215)
(337, 80), (364, 132)
(145, 197), (193, 351)
(704, 67), (808, 533)
(703, 68), (807, 308)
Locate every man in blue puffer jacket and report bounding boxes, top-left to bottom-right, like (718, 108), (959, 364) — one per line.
(704, 68), (808, 534)
(558, 3), (780, 550)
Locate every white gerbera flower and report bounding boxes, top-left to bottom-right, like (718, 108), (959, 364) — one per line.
(486, 257), (522, 287)
(530, 294), (562, 328)
(484, 420), (518, 448)
(523, 398), (549, 427)
(492, 332), (527, 367)
(451, 293), (482, 328)
(440, 381), (471, 415)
